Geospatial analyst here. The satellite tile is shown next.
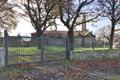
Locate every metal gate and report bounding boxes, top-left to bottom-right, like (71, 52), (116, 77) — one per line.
(7, 36), (40, 65)
(4, 31), (66, 65)
(43, 36), (66, 62)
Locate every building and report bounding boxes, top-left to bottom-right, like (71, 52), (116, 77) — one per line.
(31, 15), (96, 47)
(31, 30), (95, 47)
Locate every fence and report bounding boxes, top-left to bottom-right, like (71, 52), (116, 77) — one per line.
(43, 36), (66, 61)
(3, 31), (66, 65)
(8, 36), (40, 65)
(3, 30), (116, 65)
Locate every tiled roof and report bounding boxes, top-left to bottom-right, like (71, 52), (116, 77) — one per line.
(44, 31), (67, 36)
(76, 31), (95, 37)
(31, 31), (80, 36)
(31, 30), (95, 37)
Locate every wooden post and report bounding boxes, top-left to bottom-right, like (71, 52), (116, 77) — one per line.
(3, 30), (8, 66)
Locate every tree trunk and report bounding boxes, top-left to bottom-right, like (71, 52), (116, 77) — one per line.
(40, 34), (44, 63)
(68, 30), (74, 51)
(66, 30), (74, 60)
(36, 31), (43, 49)
(4, 30), (8, 66)
(37, 31), (44, 63)
(109, 21), (115, 49)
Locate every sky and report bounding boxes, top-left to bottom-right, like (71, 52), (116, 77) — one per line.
(9, 19), (67, 36)
(9, 19), (36, 36)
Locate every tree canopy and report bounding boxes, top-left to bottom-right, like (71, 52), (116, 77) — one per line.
(14, 0), (57, 36)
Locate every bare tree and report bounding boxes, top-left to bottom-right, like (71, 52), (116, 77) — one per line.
(97, 25), (111, 42)
(14, 0), (57, 62)
(58, 0), (99, 60)
(0, 0), (7, 8)
(97, 0), (120, 49)
(14, 0), (57, 36)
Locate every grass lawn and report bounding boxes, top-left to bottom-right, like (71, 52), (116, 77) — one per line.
(8, 46), (66, 55)
(9, 47), (39, 55)
(74, 47), (109, 52)
(45, 46), (65, 53)
(9, 46), (120, 55)
(8, 46), (66, 64)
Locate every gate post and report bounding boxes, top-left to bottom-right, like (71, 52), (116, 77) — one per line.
(3, 30), (8, 66)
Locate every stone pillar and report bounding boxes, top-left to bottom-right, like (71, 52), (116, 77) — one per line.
(0, 48), (5, 67)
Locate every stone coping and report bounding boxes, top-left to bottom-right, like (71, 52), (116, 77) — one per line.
(71, 51), (120, 60)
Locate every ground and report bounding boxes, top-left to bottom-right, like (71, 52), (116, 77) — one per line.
(0, 59), (120, 80)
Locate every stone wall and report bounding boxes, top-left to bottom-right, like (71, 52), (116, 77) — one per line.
(71, 50), (120, 60)
(0, 48), (5, 67)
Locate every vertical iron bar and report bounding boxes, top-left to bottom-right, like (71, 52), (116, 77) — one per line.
(40, 34), (44, 63)
(3, 30), (8, 66)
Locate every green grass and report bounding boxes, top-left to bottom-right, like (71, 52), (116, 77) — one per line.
(8, 46), (66, 64)
(9, 46), (119, 55)
(9, 46), (66, 55)
(44, 46), (65, 53)
(9, 47), (39, 55)
(74, 47), (109, 52)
